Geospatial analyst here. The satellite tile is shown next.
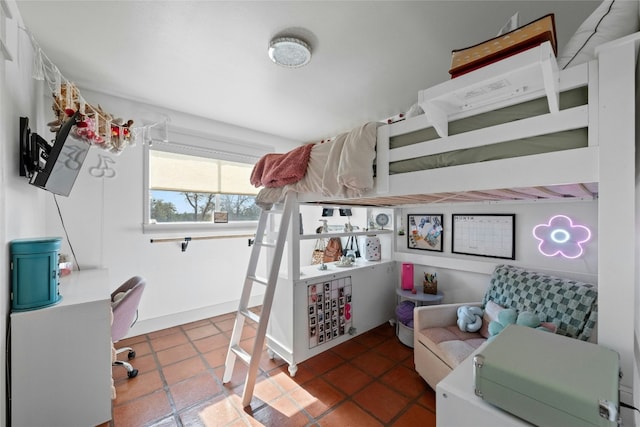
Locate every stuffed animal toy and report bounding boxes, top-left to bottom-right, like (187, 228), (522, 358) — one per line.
(457, 306), (484, 333)
(488, 308), (554, 340)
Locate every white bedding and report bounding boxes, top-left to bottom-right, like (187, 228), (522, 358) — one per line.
(256, 121), (378, 209)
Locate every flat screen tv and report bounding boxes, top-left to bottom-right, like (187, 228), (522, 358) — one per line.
(20, 112), (90, 197)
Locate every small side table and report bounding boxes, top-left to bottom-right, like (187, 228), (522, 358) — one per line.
(395, 287), (443, 347)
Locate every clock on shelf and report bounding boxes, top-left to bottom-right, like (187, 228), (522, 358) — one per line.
(375, 213), (390, 229)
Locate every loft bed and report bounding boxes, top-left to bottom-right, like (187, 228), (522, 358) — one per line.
(249, 0), (640, 211)
(254, 28), (639, 400)
(254, 41), (598, 208)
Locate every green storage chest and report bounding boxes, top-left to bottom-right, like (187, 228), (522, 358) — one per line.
(10, 237), (62, 311)
(474, 324), (619, 426)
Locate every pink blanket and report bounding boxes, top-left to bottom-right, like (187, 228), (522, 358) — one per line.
(250, 143), (314, 188)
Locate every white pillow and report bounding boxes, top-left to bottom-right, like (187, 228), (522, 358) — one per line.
(557, 0), (639, 69)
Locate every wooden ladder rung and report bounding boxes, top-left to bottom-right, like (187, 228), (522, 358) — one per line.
(267, 208), (284, 215)
(256, 240), (277, 248)
(240, 308), (260, 324)
(248, 275), (268, 286)
(230, 345), (251, 365)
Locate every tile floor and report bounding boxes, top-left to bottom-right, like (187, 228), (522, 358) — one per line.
(102, 309), (437, 427)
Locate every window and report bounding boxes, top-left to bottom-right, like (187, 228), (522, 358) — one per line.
(143, 139), (262, 231)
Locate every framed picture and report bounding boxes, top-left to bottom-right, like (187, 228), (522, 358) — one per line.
(321, 208), (334, 217)
(452, 214), (515, 259)
(214, 212), (228, 223)
(407, 214), (443, 252)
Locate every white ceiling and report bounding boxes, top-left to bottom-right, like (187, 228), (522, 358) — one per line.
(16, 1), (599, 143)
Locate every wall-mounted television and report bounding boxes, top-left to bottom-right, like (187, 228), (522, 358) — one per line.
(20, 112), (90, 197)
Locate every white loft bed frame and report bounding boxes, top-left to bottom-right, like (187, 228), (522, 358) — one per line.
(292, 33), (640, 402)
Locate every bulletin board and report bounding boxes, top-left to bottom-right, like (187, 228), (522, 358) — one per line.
(308, 277), (352, 348)
(452, 214), (515, 259)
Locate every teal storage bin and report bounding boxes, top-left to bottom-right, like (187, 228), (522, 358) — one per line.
(10, 237), (62, 311)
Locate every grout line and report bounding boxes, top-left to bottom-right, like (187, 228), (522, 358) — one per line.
(113, 316), (436, 427)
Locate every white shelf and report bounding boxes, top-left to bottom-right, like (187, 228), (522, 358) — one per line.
(297, 259), (394, 282)
(299, 229), (394, 240)
(417, 41), (559, 137)
(0, 0), (13, 62)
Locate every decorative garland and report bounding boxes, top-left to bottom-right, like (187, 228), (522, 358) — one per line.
(28, 29), (138, 154)
(47, 81), (135, 154)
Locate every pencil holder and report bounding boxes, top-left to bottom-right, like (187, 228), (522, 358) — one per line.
(423, 279), (437, 295)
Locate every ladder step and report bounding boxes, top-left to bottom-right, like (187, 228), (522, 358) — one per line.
(240, 308), (260, 323)
(248, 275), (268, 286)
(230, 345), (252, 365)
(255, 240), (277, 248)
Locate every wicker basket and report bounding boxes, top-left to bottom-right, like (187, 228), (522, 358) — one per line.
(423, 280), (438, 295)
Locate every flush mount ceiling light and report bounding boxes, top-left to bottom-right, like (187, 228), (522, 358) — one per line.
(268, 37), (311, 68)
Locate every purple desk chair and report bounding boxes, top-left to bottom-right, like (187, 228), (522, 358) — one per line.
(111, 276), (146, 378)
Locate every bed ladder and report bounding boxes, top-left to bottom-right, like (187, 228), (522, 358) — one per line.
(222, 192), (294, 407)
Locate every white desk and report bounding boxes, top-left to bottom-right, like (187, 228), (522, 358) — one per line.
(436, 343), (532, 427)
(10, 269), (112, 427)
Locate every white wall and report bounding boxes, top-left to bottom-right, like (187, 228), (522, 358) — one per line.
(395, 199), (598, 304)
(1, 2), (50, 424)
(42, 88), (302, 335)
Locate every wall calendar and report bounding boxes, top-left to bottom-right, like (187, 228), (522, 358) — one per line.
(452, 214), (515, 260)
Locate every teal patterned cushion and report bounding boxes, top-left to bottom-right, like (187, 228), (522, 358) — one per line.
(482, 265), (597, 341)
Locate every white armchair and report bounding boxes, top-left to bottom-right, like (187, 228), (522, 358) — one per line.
(414, 301), (482, 390)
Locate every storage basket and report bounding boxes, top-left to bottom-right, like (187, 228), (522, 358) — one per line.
(397, 321), (414, 348)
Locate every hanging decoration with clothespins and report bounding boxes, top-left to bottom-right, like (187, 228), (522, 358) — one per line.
(28, 30), (138, 154)
(47, 81), (135, 154)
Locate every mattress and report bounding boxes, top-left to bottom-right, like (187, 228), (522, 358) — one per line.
(388, 87), (588, 174)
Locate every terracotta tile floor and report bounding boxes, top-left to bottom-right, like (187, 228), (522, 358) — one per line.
(102, 310), (437, 427)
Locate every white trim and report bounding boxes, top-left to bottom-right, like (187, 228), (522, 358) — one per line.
(127, 294), (265, 337)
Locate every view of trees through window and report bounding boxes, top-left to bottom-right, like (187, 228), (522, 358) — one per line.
(150, 191), (259, 222)
(148, 148), (260, 224)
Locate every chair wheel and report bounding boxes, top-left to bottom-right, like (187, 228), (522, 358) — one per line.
(127, 350), (136, 359)
(128, 368), (139, 378)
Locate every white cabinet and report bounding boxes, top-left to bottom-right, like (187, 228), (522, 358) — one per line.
(268, 260), (397, 376)
(266, 202), (397, 376)
(10, 269), (112, 427)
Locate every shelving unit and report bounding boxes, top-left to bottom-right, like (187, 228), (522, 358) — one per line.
(395, 287), (443, 347)
(266, 199), (398, 376)
(418, 41), (559, 138)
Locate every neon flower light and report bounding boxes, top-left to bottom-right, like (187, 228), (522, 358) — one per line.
(532, 215), (592, 259)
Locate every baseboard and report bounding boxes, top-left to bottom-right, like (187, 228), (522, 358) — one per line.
(125, 294), (264, 337)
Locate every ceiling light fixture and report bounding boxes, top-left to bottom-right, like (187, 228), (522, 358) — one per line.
(268, 37), (311, 68)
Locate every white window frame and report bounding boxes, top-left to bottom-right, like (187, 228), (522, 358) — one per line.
(142, 127), (268, 235)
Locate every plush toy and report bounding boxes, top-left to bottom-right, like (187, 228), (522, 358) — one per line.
(488, 309), (553, 340)
(457, 306), (484, 333)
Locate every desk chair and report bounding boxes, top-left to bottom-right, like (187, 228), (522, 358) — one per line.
(111, 276), (146, 378)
